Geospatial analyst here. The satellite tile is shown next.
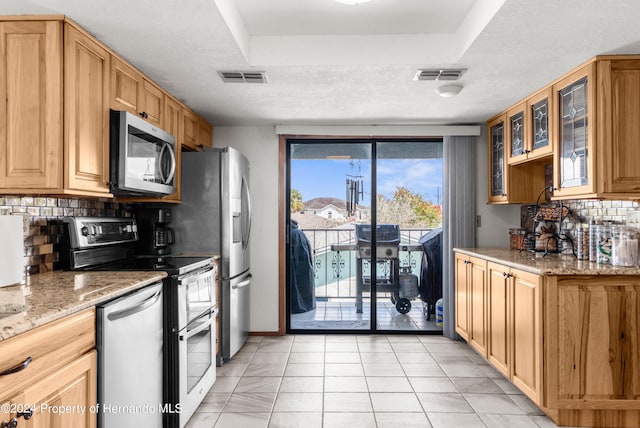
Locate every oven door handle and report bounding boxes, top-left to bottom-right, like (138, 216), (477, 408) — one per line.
(179, 308), (217, 341)
(107, 287), (162, 321)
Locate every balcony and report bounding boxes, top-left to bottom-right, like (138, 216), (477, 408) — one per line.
(291, 227), (441, 331)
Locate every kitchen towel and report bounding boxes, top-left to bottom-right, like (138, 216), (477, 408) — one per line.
(0, 215), (24, 287)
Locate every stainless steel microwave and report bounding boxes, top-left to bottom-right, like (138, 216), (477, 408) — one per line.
(110, 110), (176, 196)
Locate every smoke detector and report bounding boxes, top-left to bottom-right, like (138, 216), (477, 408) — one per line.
(218, 71), (268, 84)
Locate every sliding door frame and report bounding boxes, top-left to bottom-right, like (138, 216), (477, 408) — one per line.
(278, 135), (442, 335)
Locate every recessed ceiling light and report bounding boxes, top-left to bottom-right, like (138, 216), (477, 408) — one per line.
(335, 0), (372, 5)
(435, 84), (464, 98)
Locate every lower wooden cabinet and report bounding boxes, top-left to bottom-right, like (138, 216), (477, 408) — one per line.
(455, 250), (640, 427)
(0, 310), (97, 428)
(486, 262), (542, 404)
(454, 254), (488, 356)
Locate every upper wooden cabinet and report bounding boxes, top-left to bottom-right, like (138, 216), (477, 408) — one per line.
(507, 88), (554, 166)
(0, 16), (214, 198)
(489, 55), (640, 203)
(0, 21), (63, 191)
(64, 24), (111, 195)
(487, 114), (508, 203)
(111, 57), (164, 127)
(199, 116), (213, 148)
(554, 57), (640, 199)
(552, 63), (595, 199)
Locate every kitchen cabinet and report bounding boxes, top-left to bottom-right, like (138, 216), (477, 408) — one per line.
(507, 88), (554, 166)
(0, 16), (215, 198)
(455, 254), (488, 356)
(455, 248), (640, 426)
(486, 262), (543, 404)
(0, 19), (113, 196)
(0, 309), (96, 428)
(64, 24), (111, 195)
(0, 21), (63, 191)
(182, 108), (200, 150)
(487, 112), (546, 205)
(199, 116), (213, 148)
(111, 57), (164, 127)
(554, 57), (640, 199)
(552, 63), (595, 198)
(506, 102), (527, 165)
(487, 114), (508, 203)
(454, 254), (470, 340)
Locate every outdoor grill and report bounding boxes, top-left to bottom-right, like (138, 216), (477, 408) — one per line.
(355, 224), (400, 260)
(332, 224), (422, 315)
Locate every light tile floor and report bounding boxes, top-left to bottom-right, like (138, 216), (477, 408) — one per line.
(187, 335), (575, 428)
(290, 300), (442, 331)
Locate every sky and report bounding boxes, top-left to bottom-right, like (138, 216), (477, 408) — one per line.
(291, 158), (443, 206)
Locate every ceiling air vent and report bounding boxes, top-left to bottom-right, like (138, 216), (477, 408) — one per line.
(414, 69), (465, 81)
(218, 70), (268, 84)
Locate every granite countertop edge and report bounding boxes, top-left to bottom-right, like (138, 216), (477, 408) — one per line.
(454, 248), (640, 275)
(0, 271), (167, 342)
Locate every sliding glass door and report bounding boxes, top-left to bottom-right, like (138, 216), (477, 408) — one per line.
(287, 139), (443, 334)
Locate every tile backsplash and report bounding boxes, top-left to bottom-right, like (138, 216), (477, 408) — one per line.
(522, 199), (640, 227)
(0, 196), (134, 278)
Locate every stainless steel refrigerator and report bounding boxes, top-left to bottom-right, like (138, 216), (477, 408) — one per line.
(172, 147), (252, 362)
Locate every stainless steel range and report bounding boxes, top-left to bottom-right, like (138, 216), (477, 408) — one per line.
(59, 217), (216, 428)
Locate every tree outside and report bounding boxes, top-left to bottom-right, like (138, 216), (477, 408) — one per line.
(376, 186), (441, 228)
(290, 188), (303, 212)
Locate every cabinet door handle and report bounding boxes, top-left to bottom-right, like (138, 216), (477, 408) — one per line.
(139, 111), (148, 119)
(502, 272), (512, 278)
(0, 356), (32, 376)
(17, 408), (33, 420)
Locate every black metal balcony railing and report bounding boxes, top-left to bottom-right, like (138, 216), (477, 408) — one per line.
(300, 228), (431, 299)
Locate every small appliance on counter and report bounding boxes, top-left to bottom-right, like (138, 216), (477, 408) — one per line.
(136, 207), (175, 256)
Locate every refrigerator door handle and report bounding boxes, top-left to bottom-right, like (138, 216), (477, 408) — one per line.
(231, 273), (252, 289)
(241, 176), (252, 249)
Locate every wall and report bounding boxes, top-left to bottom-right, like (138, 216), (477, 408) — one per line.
(213, 126), (281, 332)
(0, 196), (133, 278)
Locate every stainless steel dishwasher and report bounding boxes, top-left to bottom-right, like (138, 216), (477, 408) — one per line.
(96, 282), (164, 428)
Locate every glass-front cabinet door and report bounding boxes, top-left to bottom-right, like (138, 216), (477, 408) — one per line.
(488, 114), (508, 203)
(527, 87), (553, 160)
(553, 63), (596, 198)
(506, 103), (527, 165)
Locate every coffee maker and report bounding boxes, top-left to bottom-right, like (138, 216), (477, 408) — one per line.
(135, 207), (175, 255)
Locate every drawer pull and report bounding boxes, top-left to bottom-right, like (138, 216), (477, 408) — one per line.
(0, 356), (32, 376)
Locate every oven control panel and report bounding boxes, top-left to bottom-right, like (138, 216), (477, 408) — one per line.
(64, 217), (138, 248)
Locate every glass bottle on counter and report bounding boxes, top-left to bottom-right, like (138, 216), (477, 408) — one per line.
(588, 218), (600, 262)
(611, 226), (639, 267)
(575, 224), (589, 260)
(596, 223), (612, 264)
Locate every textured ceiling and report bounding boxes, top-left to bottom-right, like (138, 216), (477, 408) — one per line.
(3, 0), (640, 126)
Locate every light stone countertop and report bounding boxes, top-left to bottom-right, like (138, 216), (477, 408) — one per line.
(454, 248), (640, 275)
(0, 270), (167, 342)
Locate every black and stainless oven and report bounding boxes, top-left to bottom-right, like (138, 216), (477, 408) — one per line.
(58, 217), (216, 428)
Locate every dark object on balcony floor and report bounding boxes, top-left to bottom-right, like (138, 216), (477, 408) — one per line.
(290, 220), (316, 313)
(419, 228), (443, 320)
